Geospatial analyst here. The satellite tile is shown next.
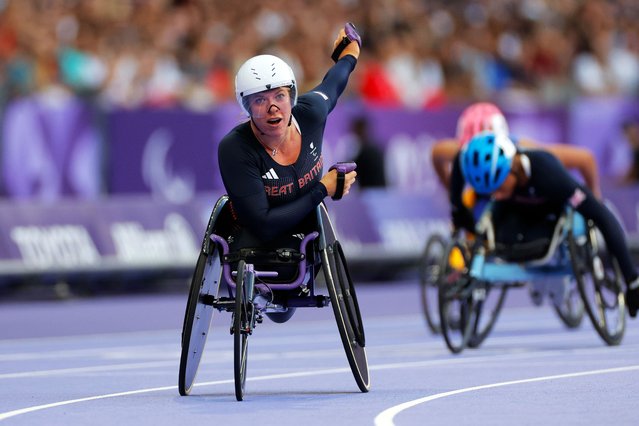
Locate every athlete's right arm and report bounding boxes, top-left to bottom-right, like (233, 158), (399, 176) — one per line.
(431, 138), (460, 189)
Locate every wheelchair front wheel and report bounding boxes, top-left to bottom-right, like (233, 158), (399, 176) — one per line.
(179, 249), (223, 396)
(551, 277), (585, 329)
(234, 260), (253, 401)
(323, 241), (370, 392)
(438, 240), (476, 354)
(467, 283), (507, 349)
(569, 220), (625, 345)
(418, 233), (447, 334)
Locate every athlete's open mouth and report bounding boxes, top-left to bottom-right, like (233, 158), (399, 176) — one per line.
(267, 118), (282, 125)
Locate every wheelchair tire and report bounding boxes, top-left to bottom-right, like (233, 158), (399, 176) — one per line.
(234, 260), (251, 401)
(418, 234), (447, 334)
(438, 240), (476, 354)
(179, 249), (223, 396)
(467, 283), (507, 349)
(551, 277), (584, 329)
(568, 219), (625, 345)
(323, 241), (370, 392)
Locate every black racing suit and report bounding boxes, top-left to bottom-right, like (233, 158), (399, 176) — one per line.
(218, 55), (356, 258)
(450, 149), (638, 286)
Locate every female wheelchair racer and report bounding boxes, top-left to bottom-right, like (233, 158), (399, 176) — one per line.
(178, 24), (369, 401)
(438, 132), (639, 352)
(421, 102), (602, 335)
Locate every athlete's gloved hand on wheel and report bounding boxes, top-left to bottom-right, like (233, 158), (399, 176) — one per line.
(331, 22), (361, 62)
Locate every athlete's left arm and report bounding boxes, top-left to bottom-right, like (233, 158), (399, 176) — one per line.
(520, 137), (601, 199)
(532, 152), (635, 283)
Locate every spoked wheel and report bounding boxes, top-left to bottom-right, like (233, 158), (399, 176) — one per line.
(569, 219), (625, 345)
(233, 260), (254, 401)
(179, 248), (223, 396)
(322, 240), (370, 392)
(418, 234), (447, 334)
(551, 276), (585, 329)
(438, 240), (477, 354)
(467, 282), (508, 348)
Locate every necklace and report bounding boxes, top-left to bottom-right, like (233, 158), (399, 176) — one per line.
(255, 126), (289, 156)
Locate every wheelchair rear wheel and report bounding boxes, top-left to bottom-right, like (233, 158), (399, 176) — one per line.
(438, 240), (477, 354)
(322, 241), (370, 392)
(569, 220), (625, 345)
(418, 234), (446, 334)
(179, 249), (223, 396)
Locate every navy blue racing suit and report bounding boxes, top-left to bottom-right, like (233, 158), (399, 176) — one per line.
(450, 149), (638, 286)
(218, 55), (356, 251)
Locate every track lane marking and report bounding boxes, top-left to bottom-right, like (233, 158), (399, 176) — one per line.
(0, 367), (351, 421)
(374, 365), (639, 426)
(2, 349), (635, 421)
(1, 337), (622, 380)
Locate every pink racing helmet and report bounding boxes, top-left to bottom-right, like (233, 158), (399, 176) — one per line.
(456, 102), (509, 147)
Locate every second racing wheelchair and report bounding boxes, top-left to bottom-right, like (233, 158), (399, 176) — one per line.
(436, 201), (626, 354)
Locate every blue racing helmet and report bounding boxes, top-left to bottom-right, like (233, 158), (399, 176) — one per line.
(460, 131), (517, 194)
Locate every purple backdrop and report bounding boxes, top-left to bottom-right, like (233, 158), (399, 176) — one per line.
(1, 98), (639, 278)
(4, 97), (637, 199)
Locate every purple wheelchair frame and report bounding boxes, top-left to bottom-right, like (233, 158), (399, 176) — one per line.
(210, 232), (319, 294)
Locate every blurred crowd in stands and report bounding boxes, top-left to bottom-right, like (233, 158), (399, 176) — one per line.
(1, 0), (639, 111)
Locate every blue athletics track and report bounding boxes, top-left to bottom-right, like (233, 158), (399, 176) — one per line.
(1, 279), (638, 426)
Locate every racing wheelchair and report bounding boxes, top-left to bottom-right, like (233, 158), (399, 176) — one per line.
(419, 231), (582, 337)
(178, 194), (370, 401)
(436, 202), (626, 354)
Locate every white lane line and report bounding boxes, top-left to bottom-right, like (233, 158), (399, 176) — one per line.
(3, 334), (635, 381)
(0, 384), (178, 422)
(1, 348), (632, 421)
(0, 345), (177, 362)
(0, 348), (344, 380)
(374, 365), (639, 426)
(0, 361), (177, 379)
(0, 367), (350, 421)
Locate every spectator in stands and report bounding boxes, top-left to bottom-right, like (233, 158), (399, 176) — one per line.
(2, 0), (639, 108)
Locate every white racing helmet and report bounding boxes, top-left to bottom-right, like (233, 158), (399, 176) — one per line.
(234, 54), (297, 116)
